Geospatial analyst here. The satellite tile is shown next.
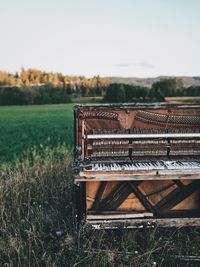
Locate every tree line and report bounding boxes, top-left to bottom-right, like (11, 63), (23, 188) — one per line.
(0, 85), (72, 105)
(0, 68), (110, 89)
(0, 69), (110, 105)
(0, 69), (200, 105)
(104, 79), (200, 103)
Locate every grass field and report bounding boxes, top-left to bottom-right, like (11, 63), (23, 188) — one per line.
(165, 96), (200, 104)
(0, 104), (74, 163)
(1, 103), (200, 266)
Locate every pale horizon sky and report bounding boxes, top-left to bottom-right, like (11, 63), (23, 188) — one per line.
(0, 0), (200, 78)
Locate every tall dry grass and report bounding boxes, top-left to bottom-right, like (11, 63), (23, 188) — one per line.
(0, 146), (200, 266)
(0, 146), (74, 266)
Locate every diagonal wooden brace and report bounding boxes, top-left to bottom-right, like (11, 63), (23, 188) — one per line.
(155, 180), (200, 213)
(128, 182), (156, 213)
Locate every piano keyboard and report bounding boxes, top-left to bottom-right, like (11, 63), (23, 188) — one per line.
(90, 161), (200, 171)
(164, 161), (200, 170)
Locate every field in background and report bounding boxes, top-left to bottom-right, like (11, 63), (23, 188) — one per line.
(165, 96), (200, 104)
(0, 104), (74, 163)
(71, 96), (103, 103)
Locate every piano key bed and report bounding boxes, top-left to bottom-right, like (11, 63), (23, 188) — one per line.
(90, 161), (200, 171)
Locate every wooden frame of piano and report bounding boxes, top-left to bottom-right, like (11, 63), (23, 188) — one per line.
(74, 103), (200, 228)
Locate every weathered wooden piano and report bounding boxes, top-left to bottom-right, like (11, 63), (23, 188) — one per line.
(74, 104), (200, 228)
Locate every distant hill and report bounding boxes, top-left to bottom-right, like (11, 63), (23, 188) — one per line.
(107, 76), (200, 88)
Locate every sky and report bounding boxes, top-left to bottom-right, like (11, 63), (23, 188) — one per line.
(0, 0), (200, 77)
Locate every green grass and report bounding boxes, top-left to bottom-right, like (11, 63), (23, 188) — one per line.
(71, 96), (103, 103)
(0, 104), (74, 163)
(165, 96), (200, 104)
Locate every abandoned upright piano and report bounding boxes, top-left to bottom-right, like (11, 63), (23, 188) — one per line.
(74, 104), (200, 228)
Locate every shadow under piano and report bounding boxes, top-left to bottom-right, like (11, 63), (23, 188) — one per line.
(74, 103), (200, 228)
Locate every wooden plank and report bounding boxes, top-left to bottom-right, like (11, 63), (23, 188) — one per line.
(87, 212), (154, 220)
(159, 169), (200, 175)
(98, 182), (131, 211)
(81, 169), (200, 176)
(75, 173), (200, 182)
(87, 133), (200, 139)
(94, 181), (142, 211)
(91, 181), (107, 210)
(81, 170), (158, 176)
(145, 182), (175, 198)
(155, 181), (200, 212)
(96, 182), (126, 210)
(102, 186), (132, 210)
(86, 218), (200, 228)
(128, 182), (156, 213)
(173, 180), (184, 188)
